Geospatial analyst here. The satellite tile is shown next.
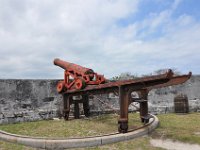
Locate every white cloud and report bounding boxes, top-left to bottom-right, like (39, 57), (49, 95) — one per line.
(172, 0), (182, 10)
(0, 0), (199, 79)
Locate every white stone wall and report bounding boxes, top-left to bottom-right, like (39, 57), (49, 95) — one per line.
(0, 76), (200, 124)
(0, 79), (62, 124)
(148, 76), (200, 114)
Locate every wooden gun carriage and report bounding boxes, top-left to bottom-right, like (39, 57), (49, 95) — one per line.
(54, 58), (191, 133)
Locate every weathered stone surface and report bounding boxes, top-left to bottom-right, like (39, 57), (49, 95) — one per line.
(0, 79), (62, 124)
(0, 76), (200, 124)
(148, 75), (200, 114)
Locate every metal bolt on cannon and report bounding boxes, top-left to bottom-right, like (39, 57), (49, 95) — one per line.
(54, 58), (191, 133)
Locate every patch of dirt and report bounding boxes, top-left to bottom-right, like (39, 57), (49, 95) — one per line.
(150, 138), (200, 150)
(194, 132), (200, 136)
(150, 130), (167, 139)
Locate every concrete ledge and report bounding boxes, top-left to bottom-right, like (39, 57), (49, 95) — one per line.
(0, 114), (159, 149)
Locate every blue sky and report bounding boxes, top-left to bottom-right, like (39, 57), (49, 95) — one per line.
(0, 0), (199, 79)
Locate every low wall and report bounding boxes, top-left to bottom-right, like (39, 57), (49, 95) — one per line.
(0, 80), (62, 124)
(0, 76), (200, 124)
(148, 75), (200, 114)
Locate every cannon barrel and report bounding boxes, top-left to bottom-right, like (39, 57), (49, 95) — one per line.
(54, 58), (94, 75)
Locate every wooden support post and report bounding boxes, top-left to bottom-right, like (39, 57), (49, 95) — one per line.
(63, 94), (71, 120)
(83, 95), (90, 117)
(118, 86), (129, 133)
(74, 102), (80, 119)
(139, 89), (149, 123)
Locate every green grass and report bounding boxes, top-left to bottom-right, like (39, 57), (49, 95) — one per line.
(0, 137), (164, 150)
(76, 137), (164, 150)
(0, 113), (142, 138)
(0, 141), (31, 150)
(153, 113), (200, 144)
(0, 113), (200, 150)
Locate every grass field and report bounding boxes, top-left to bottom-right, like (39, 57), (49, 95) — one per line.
(0, 113), (143, 138)
(153, 113), (200, 145)
(0, 113), (200, 150)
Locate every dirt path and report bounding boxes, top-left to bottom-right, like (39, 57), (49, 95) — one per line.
(150, 139), (200, 150)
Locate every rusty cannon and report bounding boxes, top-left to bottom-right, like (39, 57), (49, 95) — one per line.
(54, 58), (106, 92)
(54, 58), (191, 133)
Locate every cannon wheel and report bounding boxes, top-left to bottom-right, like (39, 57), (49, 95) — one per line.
(75, 78), (86, 90)
(57, 81), (65, 93)
(63, 111), (69, 120)
(118, 122), (128, 133)
(141, 118), (149, 123)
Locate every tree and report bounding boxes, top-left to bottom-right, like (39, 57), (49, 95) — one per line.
(154, 68), (181, 75)
(111, 72), (138, 81)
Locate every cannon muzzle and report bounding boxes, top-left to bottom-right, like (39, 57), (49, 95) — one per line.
(53, 58), (94, 75)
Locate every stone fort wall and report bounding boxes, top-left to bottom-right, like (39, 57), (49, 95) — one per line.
(0, 76), (200, 124)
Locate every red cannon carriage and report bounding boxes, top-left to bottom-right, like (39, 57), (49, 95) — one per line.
(54, 58), (106, 93)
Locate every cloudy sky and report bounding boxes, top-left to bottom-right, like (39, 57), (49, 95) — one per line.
(0, 0), (199, 79)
